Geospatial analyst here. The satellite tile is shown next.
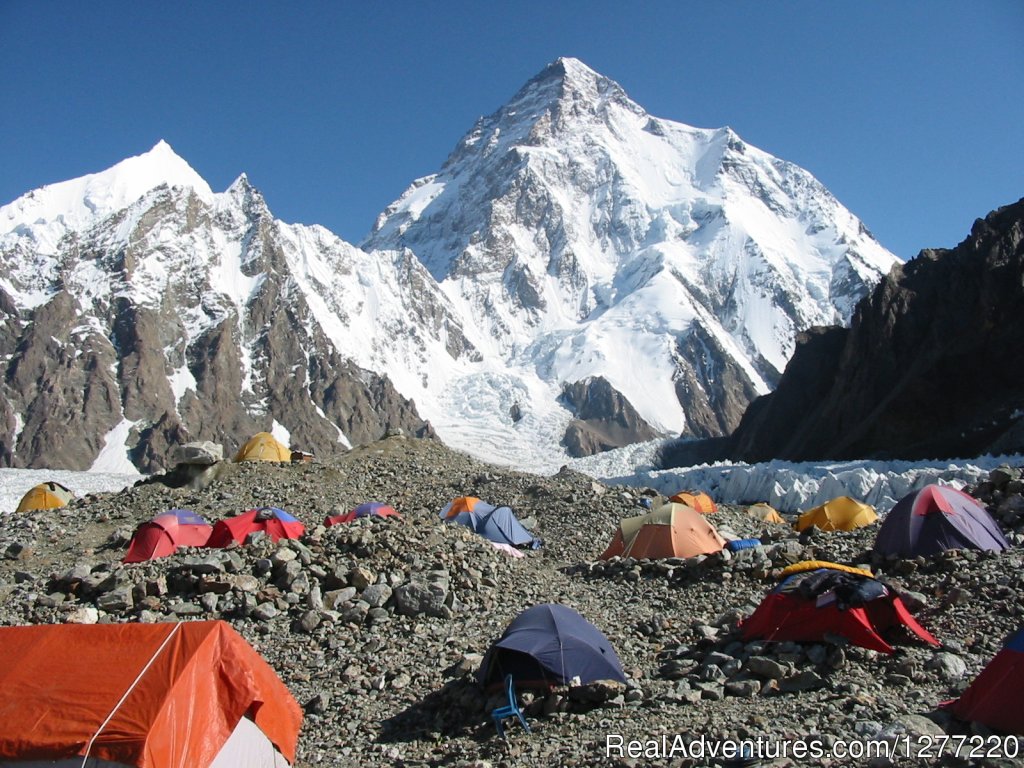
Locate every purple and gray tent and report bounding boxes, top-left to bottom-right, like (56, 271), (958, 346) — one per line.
(478, 604), (626, 690)
(873, 484), (1009, 559)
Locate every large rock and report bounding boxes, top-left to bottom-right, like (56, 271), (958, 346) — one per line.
(175, 441), (224, 465)
(560, 376), (660, 457)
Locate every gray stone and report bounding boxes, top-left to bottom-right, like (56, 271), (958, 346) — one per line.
(324, 587), (357, 610)
(171, 602), (204, 616)
(175, 441), (223, 465)
(779, 670), (826, 692)
(724, 679), (762, 698)
(393, 582), (447, 617)
(298, 609), (321, 633)
(96, 587), (132, 612)
(252, 602), (279, 621)
(927, 652), (967, 681)
(746, 656), (789, 679)
(361, 583), (392, 608)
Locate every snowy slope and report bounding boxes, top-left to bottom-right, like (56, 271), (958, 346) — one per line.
(0, 144), (442, 470)
(365, 57), (899, 444)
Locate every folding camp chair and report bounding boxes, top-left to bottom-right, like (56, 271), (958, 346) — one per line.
(491, 674), (530, 737)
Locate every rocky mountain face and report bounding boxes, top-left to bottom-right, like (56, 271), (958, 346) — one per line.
(2, 58), (900, 472)
(718, 198), (1024, 463)
(559, 376), (660, 457)
(365, 57), (897, 456)
(0, 145), (435, 473)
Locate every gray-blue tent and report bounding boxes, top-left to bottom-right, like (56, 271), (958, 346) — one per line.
(448, 505), (541, 549)
(479, 604), (626, 689)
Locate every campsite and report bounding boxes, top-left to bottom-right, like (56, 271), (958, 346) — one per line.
(1, 434), (1023, 767)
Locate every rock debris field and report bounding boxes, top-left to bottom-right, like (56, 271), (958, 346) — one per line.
(2, 436), (1024, 767)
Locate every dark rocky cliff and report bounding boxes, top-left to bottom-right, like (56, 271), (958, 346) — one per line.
(720, 198), (1024, 462)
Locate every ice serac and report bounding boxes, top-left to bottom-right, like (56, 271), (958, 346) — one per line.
(364, 57), (898, 458)
(0, 143), (436, 472)
(726, 198), (1024, 462)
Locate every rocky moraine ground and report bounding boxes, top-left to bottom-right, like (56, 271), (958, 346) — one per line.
(2, 435), (1023, 767)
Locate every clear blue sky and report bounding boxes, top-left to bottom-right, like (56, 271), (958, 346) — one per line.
(2, 1), (1021, 260)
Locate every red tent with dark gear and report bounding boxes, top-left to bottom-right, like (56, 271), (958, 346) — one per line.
(124, 509), (214, 563)
(741, 565), (940, 654)
(207, 507), (305, 547)
(947, 627), (1024, 734)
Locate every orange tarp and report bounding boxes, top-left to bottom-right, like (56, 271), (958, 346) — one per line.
(601, 503), (726, 560)
(0, 621), (301, 767)
(668, 490), (718, 514)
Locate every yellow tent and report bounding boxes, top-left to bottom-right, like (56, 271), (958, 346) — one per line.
(15, 481), (74, 513)
(746, 503), (785, 524)
(795, 496), (878, 532)
(234, 432), (291, 463)
(600, 503), (725, 560)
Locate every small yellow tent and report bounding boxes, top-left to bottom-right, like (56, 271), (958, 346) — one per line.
(795, 496), (878, 532)
(234, 432), (291, 463)
(746, 502), (785, 525)
(15, 482), (74, 513)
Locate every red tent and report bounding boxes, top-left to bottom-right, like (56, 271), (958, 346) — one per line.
(947, 627), (1024, 734)
(742, 566), (939, 654)
(324, 501), (399, 526)
(207, 507), (305, 548)
(0, 621), (301, 766)
(124, 509), (213, 563)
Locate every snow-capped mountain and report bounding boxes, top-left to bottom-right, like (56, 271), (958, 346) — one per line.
(0, 59), (898, 473)
(365, 57), (898, 448)
(0, 143), (438, 472)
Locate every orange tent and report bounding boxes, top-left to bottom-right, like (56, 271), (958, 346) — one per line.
(668, 490), (718, 514)
(0, 621), (301, 767)
(601, 503), (726, 560)
(440, 496), (484, 519)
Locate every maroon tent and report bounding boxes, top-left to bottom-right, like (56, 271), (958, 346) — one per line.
(741, 567), (939, 654)
(873, 484), (1009, 558)
(124, 509), (213, 563)
(947, 627), (1024, 734)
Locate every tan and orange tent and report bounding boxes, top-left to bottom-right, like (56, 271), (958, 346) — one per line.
(795, 496), (878, 532)
(668, 490), (718, 514)
(235, 432), (291, 463)
(600, 503), (726, 560)
(746, 502), (786, 525)
(15, 481), (74, 513)
(0, 620), (302, 767)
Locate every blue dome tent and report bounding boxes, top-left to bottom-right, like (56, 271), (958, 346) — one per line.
(448, 505), (541, 549)
(479, 604), (626, 689)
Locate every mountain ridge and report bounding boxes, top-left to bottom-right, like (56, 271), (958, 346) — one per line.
(2, 58), (898, 471)
(662, 197), (1024, 467)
